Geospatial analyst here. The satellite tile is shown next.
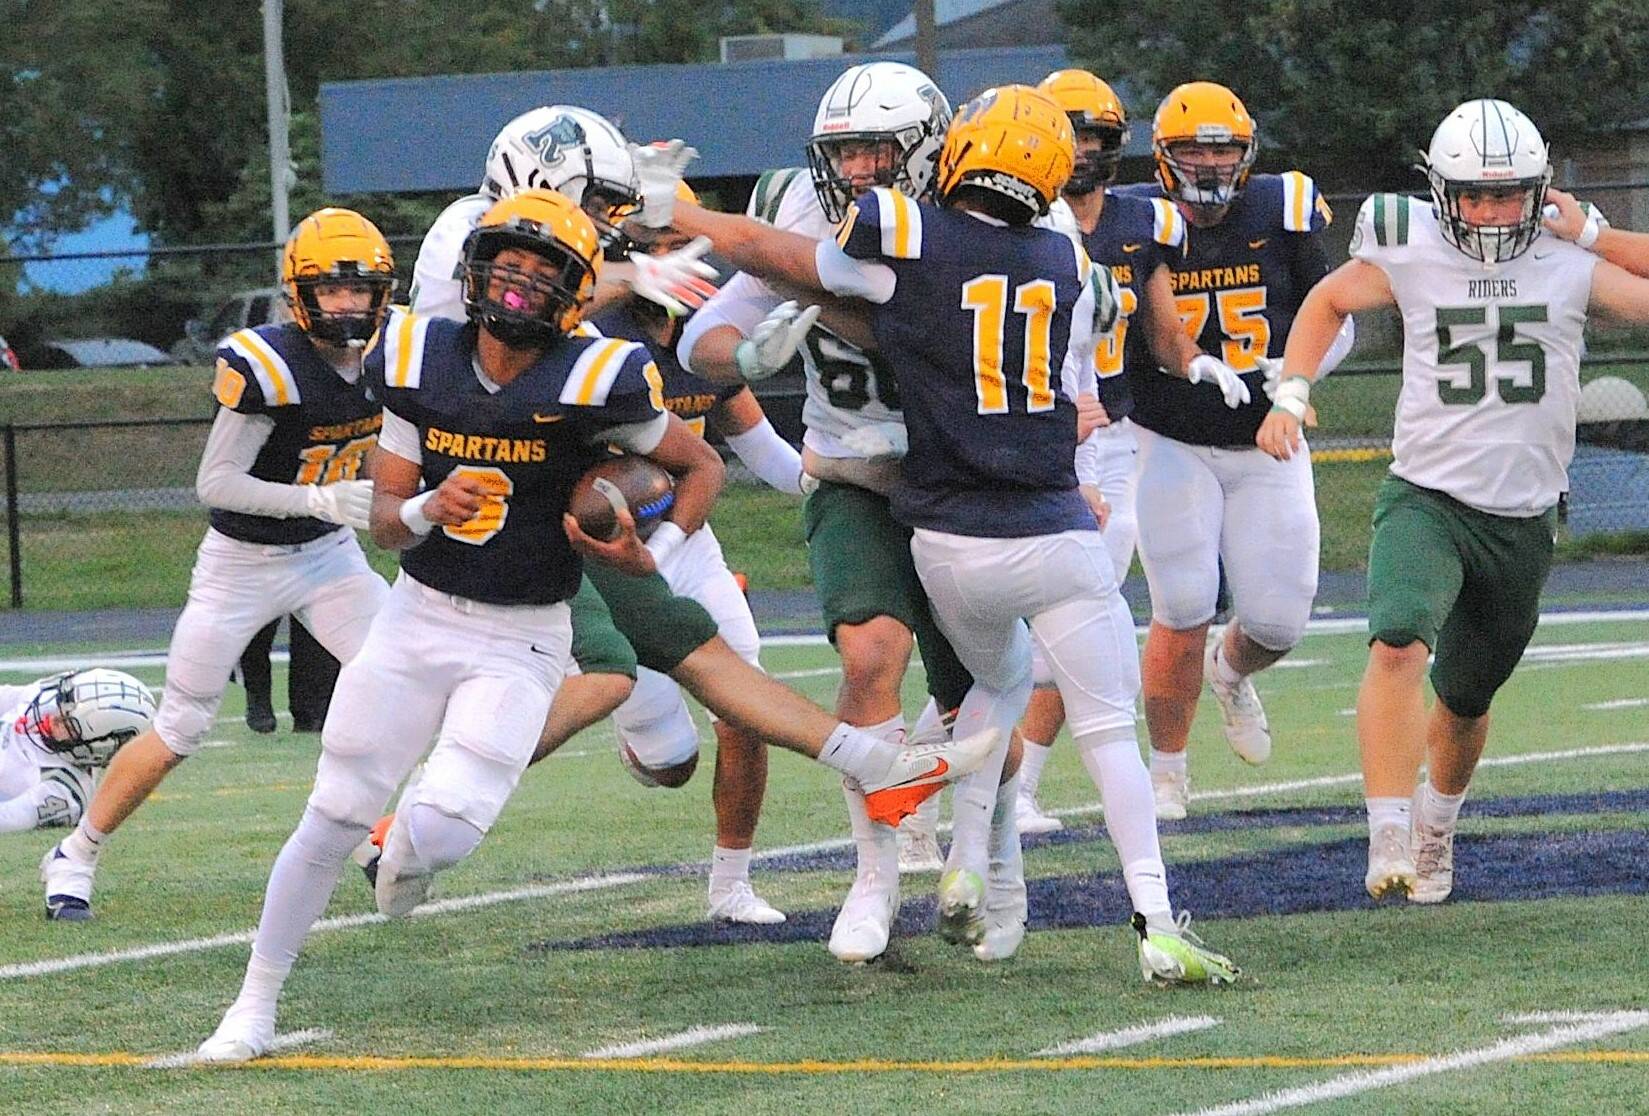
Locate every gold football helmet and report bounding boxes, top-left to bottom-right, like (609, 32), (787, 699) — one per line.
(1038, 69), (1129, 193)
(462, 188), (603, 343)
(1152, 81), (1257, 210)
(935, 85), (1074, 221)
(281, 208), (396, 346)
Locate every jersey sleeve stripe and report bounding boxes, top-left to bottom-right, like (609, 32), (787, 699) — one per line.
(226, 330), (299, 406)
(387, 310), (427, 389)
(562, 339), (635, 406)
(1373, 194), (1388, 247)
(1394, 195), (1409, 245)
(1150, 198), (1184, 246)
(1282, 171), (1313, 232)
(879, 188), (923, 259)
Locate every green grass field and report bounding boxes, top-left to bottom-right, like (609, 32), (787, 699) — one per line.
(1, 616), (1645, 1114)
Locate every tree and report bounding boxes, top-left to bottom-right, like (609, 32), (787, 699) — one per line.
(1056, 0), (1649, 189)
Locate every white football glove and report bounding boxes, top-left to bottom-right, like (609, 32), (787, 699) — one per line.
(1254, 354), (1284, 401)
(306, 479), (373, 530)
(734, 300), (821, 382)
(1187, 354), (1252, 409)
(1090, 265), (1122, 336)
(631, 140), (699, 229)
(627, 236), (718, 316)
(840, 422), (908, 460)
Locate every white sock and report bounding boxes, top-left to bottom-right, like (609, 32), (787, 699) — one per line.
(944, 677), (1027, 881)
(1209, 641), (1244, 687)
(909, 699), (947, 745)
(61, 820), (106, 862)
(1018, 738), (1052, 798)
(818, 723), (900, 784)
(1148, 748), (1187, 777)
(1417, 782), (1466, 831)
(229, 952), (291, 1019)
(1076, 728), (1169, 918)
(841, 779), (897, 882)
(250, 806), (368, 970)
(1366, 796), (1411, 834)
(709, 845), (752, 892)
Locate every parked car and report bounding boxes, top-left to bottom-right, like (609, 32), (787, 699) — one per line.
(0, 334), (19, 371)
(171, 287), (285, 364)
(23, 338), (178, 369)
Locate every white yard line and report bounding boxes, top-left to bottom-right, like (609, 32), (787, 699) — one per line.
(5, 741), (1646, 984)
(581, 1023), (762, 1059)
(1173, 1011), (1649, 1116)
(141, 1028), (332, 1069)
(1582, 698), (1649, 711)
(1033, 1015), (1220, 1056)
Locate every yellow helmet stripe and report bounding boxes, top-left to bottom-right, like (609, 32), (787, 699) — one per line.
(561, 339), (635, 406)
(225, 329), (298, 406)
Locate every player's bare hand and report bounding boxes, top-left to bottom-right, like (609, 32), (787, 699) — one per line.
(1256, 408), (1303, 460)
(425, 472), (490, 526)
(1080, 483), (1111, 530)
(1075, 392), (1110, 440)
(563, 509), (658, 577)
(1542, 189), (1585, 240)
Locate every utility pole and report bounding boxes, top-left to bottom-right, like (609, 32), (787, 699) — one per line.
(914, 0), (938, 86)
(262, 0), (291, 281)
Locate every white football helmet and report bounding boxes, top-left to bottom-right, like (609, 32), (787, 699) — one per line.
(806, 62), (953, 222)
(481, 105), (641, 237)
(23, 669), (157, 768)
(1421, 98), (1551, 264)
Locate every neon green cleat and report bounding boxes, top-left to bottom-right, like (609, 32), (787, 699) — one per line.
(1133, 912), (1241, 985)
(936, 868), (985, 945)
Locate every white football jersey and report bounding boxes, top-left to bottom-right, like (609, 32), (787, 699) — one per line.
(1352, 194), (1599, 516)
(686, 168), (903, 459)
(408, 194), (492, 322)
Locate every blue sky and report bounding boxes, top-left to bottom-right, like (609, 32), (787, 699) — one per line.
(18, 209), (150, 294)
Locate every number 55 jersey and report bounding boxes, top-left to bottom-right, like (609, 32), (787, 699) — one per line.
(1351, 193), (1598, 517)
(210, 323), (383, 544)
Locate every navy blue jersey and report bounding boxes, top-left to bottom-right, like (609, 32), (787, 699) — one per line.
(1117, 172), (1333, 446)
(1080, 191), (1186, 421)
(368, 313), (665, 605)
(592, 305), (739, 438)
(835, 188), (1096, 538)
(208, 324), (382, 545)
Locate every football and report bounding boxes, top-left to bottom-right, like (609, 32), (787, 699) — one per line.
(568, 456), (675, 542)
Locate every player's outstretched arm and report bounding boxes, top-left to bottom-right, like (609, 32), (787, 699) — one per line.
(1257, 259), (1393, 461)
(670, 201), (830, 296)
(1586, 257), (1649, 325)
(715, 388), (804, 495)
(1545, 188), (1649, 277)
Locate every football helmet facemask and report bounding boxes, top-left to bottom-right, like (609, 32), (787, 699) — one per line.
(935, 85), (1075, 222)
(22, 669), (157, 768)
(462, 188), (603, 346)
(282, 208), (396, 347)
(482, 105), (641, 247)
(1420, 98), (1551, 264)
(806, 62), (953, 223)
(1039, 69), (1130, 194)
(1152, 81), (1257, 210)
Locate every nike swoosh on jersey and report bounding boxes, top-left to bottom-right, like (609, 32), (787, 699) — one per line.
(532, 412), (565, 424)
(1121, 242), (1142, 253)
(1248, 238), (1269, 249)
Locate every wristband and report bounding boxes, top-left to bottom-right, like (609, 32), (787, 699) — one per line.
(645, 520), (687, 564)
(1271, 376), (1311, 422)
(398, 491), (436, 536)
(1577, 212), (1601, 250)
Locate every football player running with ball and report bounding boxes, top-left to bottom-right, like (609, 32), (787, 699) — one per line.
(198, 190), (993, 1062)
(1117, 82), (1354, 820)
(1260, 98), (1649, 904)
(40, 209), (397, 922)
(670, 86), (1240, 983)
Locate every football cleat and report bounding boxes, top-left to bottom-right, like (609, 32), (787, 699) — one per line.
(1151, 768), (1189, 822)
(829, 870), (899, 964)
(1365, 822), (1417, 901)
(351, 813), (394, 890)
(936, 867), (986, 946)
(373, 815), (434, 918)
(1133, 911), (1240, 985)
(707, 880), (786, 925)
(1204, 640), (1272, 764)
(860, 730), (998, 827)
(245, 705), (277, 734)
(196, 1004), (276, 1064)
(1410, 811), (1456, 905)
(1015, 789), (1064, 835)
(40, 843), (96, 922)
(896, 796), (945, 872)
(973, 850), (1028, 963)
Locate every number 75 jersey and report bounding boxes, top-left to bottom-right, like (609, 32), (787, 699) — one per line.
(1351, 193), (1598, 517)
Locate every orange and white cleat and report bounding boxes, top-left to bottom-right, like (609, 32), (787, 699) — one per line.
(860, 730), (999, 827)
